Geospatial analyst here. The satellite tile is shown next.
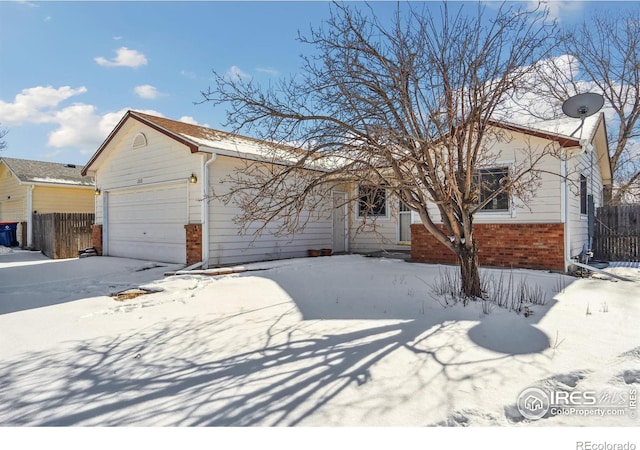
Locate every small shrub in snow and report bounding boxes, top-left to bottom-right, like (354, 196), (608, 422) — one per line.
(482, 299), (495, 315)
(428, 268), (465, 306)
(554, 275), (569, 295)
(552, 331), (565, 350)
(430, 266), (550, 315)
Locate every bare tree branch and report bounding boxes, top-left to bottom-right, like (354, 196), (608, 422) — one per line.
(200, 1), (560, 297)
(528, 7), (640, 203)
(0, 124), (7, 153)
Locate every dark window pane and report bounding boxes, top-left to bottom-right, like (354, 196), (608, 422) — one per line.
(358, 186), (386, 217)
(580, 175), (587, 215)
(477, 168), (509, 211)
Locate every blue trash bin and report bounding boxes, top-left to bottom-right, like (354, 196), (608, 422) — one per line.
(0, 222), (18, 247)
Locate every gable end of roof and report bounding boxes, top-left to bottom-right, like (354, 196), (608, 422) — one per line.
(81, 110), (201, 175)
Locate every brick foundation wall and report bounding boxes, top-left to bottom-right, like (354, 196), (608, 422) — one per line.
(410, 223), (565, 271)
(91, 224), (103, 256)
(184, 224), (202, 266)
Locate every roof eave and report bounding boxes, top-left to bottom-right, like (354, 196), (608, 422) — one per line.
(20, 181), (95, 189)
(0, 159), (22, 183)
(487, 119), (582, 148)
(592, 113), (613, 186)
(129, 111), (200, 153)
(81, 111), (133, 175)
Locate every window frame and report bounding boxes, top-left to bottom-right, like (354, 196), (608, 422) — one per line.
(476, 166), (510, 213)
(132, 132), (147, 149)
(357, 185), (388, 219)
(580, 174), (588, 216)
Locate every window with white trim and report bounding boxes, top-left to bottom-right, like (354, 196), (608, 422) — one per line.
(476, 167), (509, 211)
(358, 186), (387, 217)
(580, 174), (587, 215)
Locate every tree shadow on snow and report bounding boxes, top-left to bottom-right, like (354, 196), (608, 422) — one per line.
(0, 259), (568, 426)
(0, 304), (521, 426)
(251, 260), (561, 355)
(0, 255), (177, 315)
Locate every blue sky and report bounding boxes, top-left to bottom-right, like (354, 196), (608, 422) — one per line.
(0, 1), (635, 165)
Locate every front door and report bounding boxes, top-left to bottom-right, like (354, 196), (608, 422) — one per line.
(332, 192), (346, 253)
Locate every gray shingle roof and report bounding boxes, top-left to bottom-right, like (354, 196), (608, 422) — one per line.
(1, 157), (94, 187)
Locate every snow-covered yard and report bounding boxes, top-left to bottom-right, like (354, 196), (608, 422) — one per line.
(1, 250), (639, 429)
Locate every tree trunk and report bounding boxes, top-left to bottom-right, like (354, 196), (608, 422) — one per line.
(458, 244), (482, 299)
(603, 184), (613, 205)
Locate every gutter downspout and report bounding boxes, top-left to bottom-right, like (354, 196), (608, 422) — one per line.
(26, 184), (34, 248)
(201, 153), (217, 269)
(563, 145), (635, 283)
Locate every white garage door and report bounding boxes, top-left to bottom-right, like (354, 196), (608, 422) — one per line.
(107, 183), (187, 263)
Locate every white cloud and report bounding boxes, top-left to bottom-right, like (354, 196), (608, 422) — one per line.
(256, 67), (279, 76)
(226, 65), (249, 82)
(0, 85), (167, 153)
(94, 47), (148, 68)
(47, 104), (104, 149)
(178, 116), (209, 128)
(57, 107), (165, 153)
(134, 84), (162, 100)
(0, 85), (87, 124)
(56, 107), (164, 154)
(530, 1), (584, 22)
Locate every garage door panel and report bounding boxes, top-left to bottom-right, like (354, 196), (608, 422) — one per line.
(107, 183), (187, 264)
(108, 241), (185, 263)
(110, 224), (184, 242)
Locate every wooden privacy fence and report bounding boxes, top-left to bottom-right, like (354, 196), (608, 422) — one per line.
(32, 213), (95, 259)
(593, 205), (640, 262)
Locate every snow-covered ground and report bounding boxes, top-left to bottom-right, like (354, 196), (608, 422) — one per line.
(1, 251), (639, 431)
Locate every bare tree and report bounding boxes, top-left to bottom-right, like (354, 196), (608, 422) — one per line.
(532, 8), (640, 204)
(0, 124), (7, 153)
(201, 2), (560, 297)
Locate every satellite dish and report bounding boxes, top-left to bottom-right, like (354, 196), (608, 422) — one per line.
(562, 92), (604, 137)
(562, 92), (604, 119)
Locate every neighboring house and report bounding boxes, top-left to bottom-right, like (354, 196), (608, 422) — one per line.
(410, 113), (612, 272)
(0, 157), (95, 247)
(82, 110), (611, 272)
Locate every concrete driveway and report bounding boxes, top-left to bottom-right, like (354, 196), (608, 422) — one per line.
(0, 250), (183, 315)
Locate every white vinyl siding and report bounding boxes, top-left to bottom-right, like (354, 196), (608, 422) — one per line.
(207, 155), (332, 266)
(93, 120), (202, 227)
(567, 148), (603, 260)
(414, 132), (564, 226)
(349, 188), (407, 253)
